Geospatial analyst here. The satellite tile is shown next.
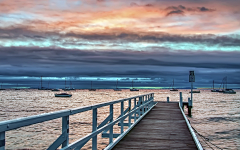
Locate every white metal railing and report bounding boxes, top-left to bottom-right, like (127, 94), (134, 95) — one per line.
(0, 93), (156, 150)
(178, 92), (203, 150)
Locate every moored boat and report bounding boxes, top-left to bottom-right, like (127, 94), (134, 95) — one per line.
(170, 79), (178, 91)
(52, 88), (60, 91)
(211, 80), (218, 92)
(130, 88), (139, 91)
(114, 79), (122, 91)
(130, 80), (139, 91)
(189, 90), (200, 93)
(223, 89), (236, 94)
(55, 93), (72, 97)
(88, 81), (96, 91)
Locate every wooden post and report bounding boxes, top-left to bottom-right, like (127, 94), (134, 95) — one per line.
(109, 104), (113, 144)
(180, 92), (183, 109)
(92, 108), (97, 150)
(167, 97), (169, 103)
(188, 98), (192, 117)
(62, 116), (69, 148)
(0, 132), (5, 150)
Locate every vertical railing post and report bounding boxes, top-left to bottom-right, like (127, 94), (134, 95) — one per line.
(62, 116), (69, 148)
(167, 97), (169, 103)
(134, 98), (137, 122)
(180, 92), (183, 109)
(141, 96), (144, 114)
(139, 97), (142, 116)
(128, 99), (131, 127)
(0, 132), (5, 150)
(109, 104), (113, 144)
(92, 108), (97, 150)
(120, 101), (124, 133)
(151, 93), (154, 106)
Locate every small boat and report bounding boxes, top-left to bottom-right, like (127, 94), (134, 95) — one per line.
(130, 80), (139, 91)
(223, 89), (236, 94)
(52, 88), (60, 91)
(89, 81), (96, 91)
(55, 93), (72, 97)
(64, 87), (71, 91)
(130, 88), (139, 91)
(218, 76), (227, 93)
(211, 89), (219, 92)
(15, 83), (20, 90)
(189, 90), (200, 93)
(38, 76), (48, 90)
(0, 82), (5, 90)
(114, 79), (122, 91)
(211, 80), (218, 92)
(170, 79), (178, 91)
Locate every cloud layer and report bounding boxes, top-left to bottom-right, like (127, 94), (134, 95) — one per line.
(0, 0), (240, 88)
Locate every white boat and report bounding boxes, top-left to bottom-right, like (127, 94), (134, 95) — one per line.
(55, 93), (72, 97)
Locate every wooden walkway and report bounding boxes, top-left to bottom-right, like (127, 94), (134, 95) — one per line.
(113, 102), (197, 150)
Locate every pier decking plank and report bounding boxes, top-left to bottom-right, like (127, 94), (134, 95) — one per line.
(113, 102), (197, 150)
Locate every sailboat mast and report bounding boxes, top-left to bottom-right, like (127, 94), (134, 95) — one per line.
(41, 76), (42, 88)
(116, 79), (118, 89)
(173, 79), (174, 88)
(213, 80), (214, 89)
(226, 77), (227, 89)
(65, 78), (66, 89)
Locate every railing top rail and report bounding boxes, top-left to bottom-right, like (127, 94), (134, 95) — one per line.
(178, 102), (203, 150)
(61, 99), (155, 150)
(0, 93), (154, 132)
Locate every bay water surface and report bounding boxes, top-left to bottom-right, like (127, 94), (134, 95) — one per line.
(0, 89), (239, 149)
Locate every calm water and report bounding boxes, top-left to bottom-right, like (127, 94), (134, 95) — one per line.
(0, 89), (239, 149)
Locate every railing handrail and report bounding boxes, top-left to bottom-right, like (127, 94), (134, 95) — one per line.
(61, 100), (155, 150)
(178, 102), (203, 150)
(0, 92), (154, 132)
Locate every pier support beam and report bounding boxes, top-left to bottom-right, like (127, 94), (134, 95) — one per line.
(167, 97), (169, 103)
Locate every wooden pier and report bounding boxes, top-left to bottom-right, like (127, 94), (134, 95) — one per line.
(113, 102), (197, 150)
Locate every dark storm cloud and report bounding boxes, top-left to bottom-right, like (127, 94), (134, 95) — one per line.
(1, 47), (240, 77)
(165, 5), (215, 16)
(166, 10), (184, 16)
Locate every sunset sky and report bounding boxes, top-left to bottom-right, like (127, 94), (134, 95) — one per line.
(0, 0), (240, 89)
